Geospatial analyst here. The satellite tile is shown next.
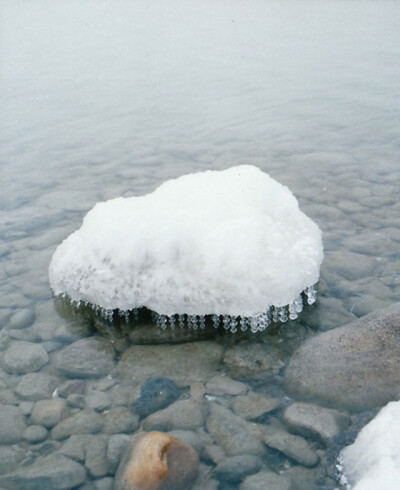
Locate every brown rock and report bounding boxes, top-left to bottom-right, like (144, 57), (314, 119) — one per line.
(115, 431), (199, 490)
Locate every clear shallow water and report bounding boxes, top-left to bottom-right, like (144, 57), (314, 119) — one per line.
(1, 0), (400, 488)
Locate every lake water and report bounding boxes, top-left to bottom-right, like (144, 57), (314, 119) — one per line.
(1, 0), (400, 488)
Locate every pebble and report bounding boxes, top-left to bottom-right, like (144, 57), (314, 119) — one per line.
(283, 402), (350, 444)
(285, 302), (400, 409)
(31, 398), (68, 428)
(19, 400), (34, 416)
(166, 430), (212, 455)
(263, 425), (319, 467)
(2, 341), (49, 374)
(24, 425), (48, 443)
(142, 399), (206, 432)
(205, 375), (248, 396)
(0, 446), (26, 475)
(223, 342), (285, 380)
(52, 337), (115, 378)
(239, 469), (292, 490)
(232, 391), (280, 420)
(103, 407), (140, 435)
(114, 431), (199, 490)
(67, 393), (86, 409)
(132, 377), (180, 417)
(0, 404), (27, 444)
(0, 454), (86, 489)
(57, 379), (86, 398)
(8, 309), (35, 330)
(107, 433), (131, 474)
(205, 403), (265, 457)
(51, 409), (105, 440)
(119, 341), (224, 387)
(14, 372), (59, 401)
(214, 455), (263, 482)
(86, 390), (112, 412)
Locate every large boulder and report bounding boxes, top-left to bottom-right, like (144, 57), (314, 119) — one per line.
(114, 431), (199, 490)
(285, 302), (400, 410)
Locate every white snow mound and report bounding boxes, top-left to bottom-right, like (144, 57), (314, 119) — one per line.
(49, 165), (323, 317)
(339, 400), (400, 490)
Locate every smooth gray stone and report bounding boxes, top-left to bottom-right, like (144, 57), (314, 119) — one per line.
(0, 454), (86, 489)
(84, 434), (109, 478)
(205, 375), (248, 396)
(232, 392), (280, 420)
(103, 407), (139, 435)
(57, 379), (86, 398)
(67, 394), (86, 409)
(205, 404), (265, 457)
(85, 390), (112, 412)
(51, 409), (104, 440)
(223, 342), (285, 381)
(24, 425), (48, 443)
(2, 341), (49, 374)
(283, 402), (350, 444)
(0, 404), (26, 444)
(14, 373), (59, 401)
(31, 398), (68, 428)
(239, 469), (292, 490)
(142, 399), (206, 432)
(8, 309), (35, 330)
(214, 455), (263, 482)
(263, 425), (319, 467)
(285, 302), (400, 410)
(119, 341), (224, 387)
(107, 434), (131, 474)
(0, 446), (26, 475)
(52, 337), (115, 378)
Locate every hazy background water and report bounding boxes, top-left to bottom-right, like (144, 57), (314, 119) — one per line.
(1, 0), (400, 487)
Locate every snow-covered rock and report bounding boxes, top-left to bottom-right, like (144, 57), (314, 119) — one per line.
(49, 166), (323, 328)
(339, 400), (400, 490)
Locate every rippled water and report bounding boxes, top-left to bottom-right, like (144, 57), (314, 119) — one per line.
(1, 0), (400, 488)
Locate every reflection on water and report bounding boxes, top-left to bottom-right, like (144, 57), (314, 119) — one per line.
(1, 0), (400, 488)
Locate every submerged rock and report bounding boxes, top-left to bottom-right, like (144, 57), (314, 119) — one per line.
(142, 399), (206, 432)
(114, 431), (199, 490)
(283, 402), (350, 444)
(2, 341), (49, 374)
(263, 425), (319, 468)
(14, 372), (59, 401)
(132, 377), (180, 417)
(205, 404), (265, 457)
(119, 341), (223, 386)
(0, 454), (86, 489)
(239, 469), (292, 490)
(232, 391), (280, 420)
(52, 337), (115, 378)
(214, 455), (263, 482)
(0, 404), (27, 444)
(285, 302), (400, 410)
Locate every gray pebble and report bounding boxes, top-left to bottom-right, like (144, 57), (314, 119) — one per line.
(67, 394), (86, 409)
(24, 425), (48, 443)
(205, 375), (248, 396)
(103, 407), (139, 435)
(8, 309), (35, 330)
(0, 404), (27, 444)
(31, 398), (68, 428)
(107, 434), (131, 474)
(142, 399), (206, 432)
(263, 425), (319, 467)
(2, 341), (49, 374)
(86, 390), (112, 412)
(51, 409), (104, 440)
(15, 372), (59, 401)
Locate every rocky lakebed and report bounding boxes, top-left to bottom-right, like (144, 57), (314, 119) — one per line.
(1, 296), (400, 489)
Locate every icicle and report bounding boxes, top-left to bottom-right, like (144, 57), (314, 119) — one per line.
(133, 309), (139, 321)
(159, 315), (168, 330)
(239, 316), (248, 332)
(250, 317), (258, 333)
(212, 315), (220, 329)
(199, 316), (206, 329)
(169, 314), (176, 329)
(279, 306), (288, 323)
(306, 285), (317, 305)
(192, 315), (199, 330)
(178, 314), (185, 328)
(272, 307), (280, 323)
(230, 317), (238, 333)
(288, 301), (298, 321)
(222, 315), (230, 331)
